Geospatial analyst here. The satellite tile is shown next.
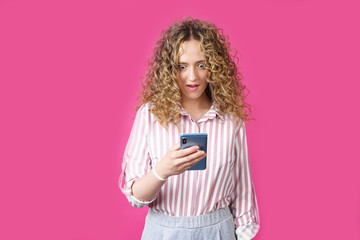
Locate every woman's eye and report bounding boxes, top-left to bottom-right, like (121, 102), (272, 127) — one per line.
(179, 65), (186, 70)
(198, 63), (205, 68)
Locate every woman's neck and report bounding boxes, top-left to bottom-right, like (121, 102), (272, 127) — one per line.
(181, 95), (212, 121)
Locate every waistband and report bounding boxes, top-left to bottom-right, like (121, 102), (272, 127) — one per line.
(146, 207), (233, 229)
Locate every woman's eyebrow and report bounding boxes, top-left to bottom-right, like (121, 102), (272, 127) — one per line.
(179, 60), (206, 64)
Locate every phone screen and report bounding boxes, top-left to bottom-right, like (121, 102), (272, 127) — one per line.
(180, 133), (207, 170)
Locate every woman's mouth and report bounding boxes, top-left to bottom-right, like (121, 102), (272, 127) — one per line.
(186, 84), (199, 91)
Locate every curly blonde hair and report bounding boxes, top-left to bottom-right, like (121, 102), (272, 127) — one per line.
(136, 16), (253, 128)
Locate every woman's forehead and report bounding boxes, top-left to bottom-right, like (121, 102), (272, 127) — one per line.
(178, 40), (205, 62)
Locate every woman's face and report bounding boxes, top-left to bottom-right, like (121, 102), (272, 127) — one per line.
(176, 39), (209, 105)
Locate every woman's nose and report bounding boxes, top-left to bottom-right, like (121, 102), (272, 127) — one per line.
(188, 66), (197, 81)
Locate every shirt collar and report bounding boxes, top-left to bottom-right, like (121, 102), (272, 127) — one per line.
(179, 101), (225, 123)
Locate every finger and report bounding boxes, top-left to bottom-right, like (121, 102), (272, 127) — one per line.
(175, 145), (200, 158)
(175, 152), (206, 173)
(178, 150), (205, 164)
(183, 154), (206, 170)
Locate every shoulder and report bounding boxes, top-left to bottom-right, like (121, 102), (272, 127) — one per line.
(136, 102), (158, 124)
(137, 102), (150, 112)
(136, 102), (153, 116)
(221, 113), (246, 129)
(222, 115), (247, 139)
(234, 118), (248, 141)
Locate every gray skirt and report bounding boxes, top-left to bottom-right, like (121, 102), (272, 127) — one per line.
(141, 207), (236, 240)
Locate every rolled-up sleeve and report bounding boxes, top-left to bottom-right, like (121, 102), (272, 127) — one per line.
(231, 122), (260, 240)
(118, 104), (156, 208)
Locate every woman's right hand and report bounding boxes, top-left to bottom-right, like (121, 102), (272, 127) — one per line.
(155, 142), (206, 179)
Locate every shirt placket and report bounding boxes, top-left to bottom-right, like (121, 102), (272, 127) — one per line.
(189, 116), (206, 215)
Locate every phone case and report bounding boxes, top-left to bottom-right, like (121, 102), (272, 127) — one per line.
(180, 133), (207, 170)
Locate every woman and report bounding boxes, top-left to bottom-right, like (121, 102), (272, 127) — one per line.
(119, 16), (260, 240)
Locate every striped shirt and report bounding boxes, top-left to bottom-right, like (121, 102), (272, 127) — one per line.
(119, 102), (260, 240)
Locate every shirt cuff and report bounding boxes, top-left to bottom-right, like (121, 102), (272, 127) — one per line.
(235, 221), (260, 240)
(126, 194), (156, 208)
(123, 179), (157, 208)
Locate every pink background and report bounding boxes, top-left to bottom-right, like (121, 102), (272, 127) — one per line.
(1, 0), (359, 239)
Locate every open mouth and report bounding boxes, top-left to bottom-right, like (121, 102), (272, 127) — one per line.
(186, 84), (200, 91)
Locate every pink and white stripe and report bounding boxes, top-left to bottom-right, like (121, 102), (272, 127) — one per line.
(119, 102), (260, 239)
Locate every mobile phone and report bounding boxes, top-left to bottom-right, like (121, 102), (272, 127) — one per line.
(180, 133), (207, 170)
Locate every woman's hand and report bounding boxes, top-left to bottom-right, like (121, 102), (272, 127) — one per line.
(155, 142), (206, 179)
(131, 142), (206, 202)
